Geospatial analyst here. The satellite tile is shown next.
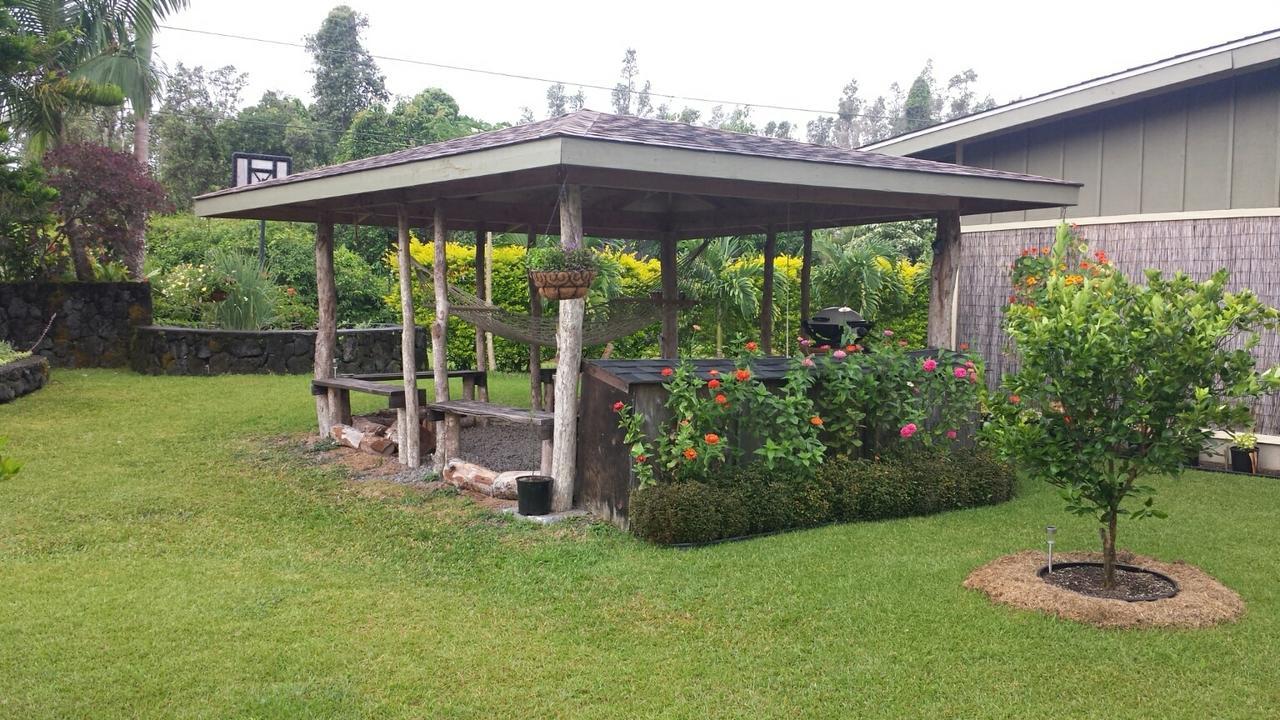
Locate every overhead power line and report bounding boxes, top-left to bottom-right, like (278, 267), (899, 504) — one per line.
(158, 24), (861, 119)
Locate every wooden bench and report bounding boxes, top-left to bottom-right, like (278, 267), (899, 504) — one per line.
(427, 399), (554, 475)
(311, 370), (488, 427)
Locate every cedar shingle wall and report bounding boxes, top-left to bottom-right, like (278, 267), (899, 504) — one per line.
(959, 216), (1280, 433)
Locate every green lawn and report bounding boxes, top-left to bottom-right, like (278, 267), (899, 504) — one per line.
(2, 369), (1278, 718)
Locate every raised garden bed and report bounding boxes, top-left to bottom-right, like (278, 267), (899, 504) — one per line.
(0, 355), (50, 403)
(1038, 561), (1178, 602)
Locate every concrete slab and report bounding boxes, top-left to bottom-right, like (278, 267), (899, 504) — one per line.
(501, 507), (590, 525)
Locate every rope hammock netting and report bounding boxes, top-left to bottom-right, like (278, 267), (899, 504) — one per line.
(411, 259), (678, 346)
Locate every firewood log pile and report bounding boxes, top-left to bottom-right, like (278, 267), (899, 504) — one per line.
(329, 410), (435, 461)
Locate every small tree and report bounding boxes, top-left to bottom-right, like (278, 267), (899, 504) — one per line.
(43, 142), (169, 280)
(986, 224), (1280, 587)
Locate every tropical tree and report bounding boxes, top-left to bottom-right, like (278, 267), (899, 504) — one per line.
(334, 88), (484, 162)
(306, 5), (388, 144)
(811, 233), (906, 321)
(987, 224), (1280, 588)
(151, 62), (244, 209)
(682, 237), (761, 356)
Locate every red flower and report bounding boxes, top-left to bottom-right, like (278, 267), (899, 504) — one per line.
(660, 367), (673, 377)
(635, 454), (647, 463)
(611, 401), (624, 412)
(708, 369), (720, 376)
(810, 416), (823, 426)
(845, 344), (856, 352)
(959, 342), (969, 351)
(735, 369), (751, 382)
(682, 447), (698, 461)
(714, 393), (728, 405)
(1094, 249), (1109, 264)
(850, 344), (862, 353)
(704, 433), (720, 445)
(745, 341), (759, 351)
(1009, 394), (1021, 404)
(707, 378), (721, 389)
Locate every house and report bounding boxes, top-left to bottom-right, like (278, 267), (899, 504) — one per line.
(866, 28), (1280, 468)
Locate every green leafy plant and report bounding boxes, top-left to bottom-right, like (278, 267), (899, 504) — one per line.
(0, 438), (21, 482)
(616, 342), (824, 486)
(526, 246), (600, 272)
(206, 248), (277, 330)
(1231, 431), (1258, 451)
(0, 340), (30, 365)
(985, 223), (1280, 588)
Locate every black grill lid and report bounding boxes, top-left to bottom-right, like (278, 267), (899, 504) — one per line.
(803, 306), (871, 344)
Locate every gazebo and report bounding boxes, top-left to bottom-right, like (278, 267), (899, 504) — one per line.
(193, 110), (1078, 511)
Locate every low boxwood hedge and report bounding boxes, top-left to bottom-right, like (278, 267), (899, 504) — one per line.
(629, 449), (1016, 545)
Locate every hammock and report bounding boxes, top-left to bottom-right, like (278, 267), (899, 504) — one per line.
(411, 260), (666, 346)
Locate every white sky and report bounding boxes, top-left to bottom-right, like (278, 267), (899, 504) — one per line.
(155, 0), (1278, 135)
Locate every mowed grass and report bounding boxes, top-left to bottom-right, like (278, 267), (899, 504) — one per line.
(1, 369), (1279, 719)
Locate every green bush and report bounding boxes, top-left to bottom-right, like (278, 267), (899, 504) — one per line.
(0, 340), (30, 365)
(629, 450), (1015, 545)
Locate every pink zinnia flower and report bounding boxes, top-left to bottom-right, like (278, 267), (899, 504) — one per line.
(899, 423), (918, 439)
(953, 367), (967, 378)
(946, 429), (958, 440)
(883, 329), (895, 337)
(922, 358), (938, 372)
(801, 357), (815, 367)
(799, 337), (811, 347)
(833, 350), (847, 360)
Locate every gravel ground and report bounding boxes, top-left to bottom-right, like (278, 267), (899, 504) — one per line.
(456, 421), (542, 471)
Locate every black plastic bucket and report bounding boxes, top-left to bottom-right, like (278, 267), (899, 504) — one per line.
(1230, 447), (1257, 473)
(516, 475), (553, 516)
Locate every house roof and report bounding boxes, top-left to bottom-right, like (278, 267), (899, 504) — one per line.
(864, 28), (1280, 156)
(194, 110), (1079, 239)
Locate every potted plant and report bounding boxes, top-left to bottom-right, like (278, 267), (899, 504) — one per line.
(1230, 431), (1259, 474)
(527, 246), (599, 300)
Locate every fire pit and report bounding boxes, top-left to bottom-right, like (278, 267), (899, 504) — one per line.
(802, 306), (871, 346)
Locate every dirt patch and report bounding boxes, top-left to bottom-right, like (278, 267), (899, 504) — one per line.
(964, 551), (1244, 629)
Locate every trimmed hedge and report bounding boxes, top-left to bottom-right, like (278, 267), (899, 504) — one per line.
(629, 449), (1016, 545)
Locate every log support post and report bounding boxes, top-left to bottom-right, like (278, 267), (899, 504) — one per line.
(314, 218), (340, 436)
(760, 225), (777, 353)
(396, 205), (421, 467)
(431, 204), (452, 472)
(550, 184), (585, 512)
(659, 231), (678, 358)
(928, 210), (962, 350)
(473, 225), (487, 378)
(799, 224), (814, 329)
(527, 228), (543, 410)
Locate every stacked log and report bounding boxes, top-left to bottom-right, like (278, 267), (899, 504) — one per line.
(330, 411), (435, 460)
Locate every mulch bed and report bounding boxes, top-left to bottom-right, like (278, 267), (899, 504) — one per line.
(964, 551), (1244, 629)
(1042, 563), (1176, 602)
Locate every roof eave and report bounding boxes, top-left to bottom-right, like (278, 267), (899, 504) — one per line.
(865, 32), (1280, 156)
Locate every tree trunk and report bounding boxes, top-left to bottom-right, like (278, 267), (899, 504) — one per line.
(1101, 510), (1119, 589)
(314, 220), (338, 436)
(799, 225), (814, 328)
(760, 226), (776, 353)
(927, 211), (961, 349)
(431, 206), (450, 472)
(124, 111), (151, 280)
(397, 205), (420, 468)
(550, 185), (584, 512)
(69, 230), (95, 281)
(659, 231), (678, 358)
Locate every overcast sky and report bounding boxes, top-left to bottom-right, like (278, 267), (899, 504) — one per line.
(154, 1), (1277, 135)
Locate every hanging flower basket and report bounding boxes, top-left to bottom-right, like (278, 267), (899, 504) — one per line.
(530, 270), (597, 300)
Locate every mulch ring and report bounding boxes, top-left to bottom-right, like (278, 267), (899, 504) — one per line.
(964, 550), (1244, 629)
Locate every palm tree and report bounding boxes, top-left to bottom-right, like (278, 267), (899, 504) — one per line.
(682, 237), (761, 356)
(811, 233), (906, 321)
(5, 1), (188, 156)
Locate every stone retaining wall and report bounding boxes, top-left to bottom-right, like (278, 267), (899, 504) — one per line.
(0, 355), (50, 403)
(129, 325), (428, 376)
(0, 282), (151, 368)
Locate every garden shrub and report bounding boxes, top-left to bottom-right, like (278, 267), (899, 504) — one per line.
(629, 450), (1015, 544)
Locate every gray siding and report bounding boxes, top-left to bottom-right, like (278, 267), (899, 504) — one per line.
(956, 67), (1280, 224)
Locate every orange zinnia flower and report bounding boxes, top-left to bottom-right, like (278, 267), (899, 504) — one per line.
(714, 393), (728, 405)
(682, 447), (698, 461)
(660, 367), (673, 377)
(704, 433), (720, 445)
(745, 341), (759, 351)
(810, 416), (823, 426)
(735, 369), (750, 382)
(707, 378), (721, 389)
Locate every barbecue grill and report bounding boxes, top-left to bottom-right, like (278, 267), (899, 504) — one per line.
(802, 306), (871, 345)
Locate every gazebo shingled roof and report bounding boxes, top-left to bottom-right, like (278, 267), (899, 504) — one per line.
(191, 109), (1080, 504)
(194, 109), (1079, 240)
